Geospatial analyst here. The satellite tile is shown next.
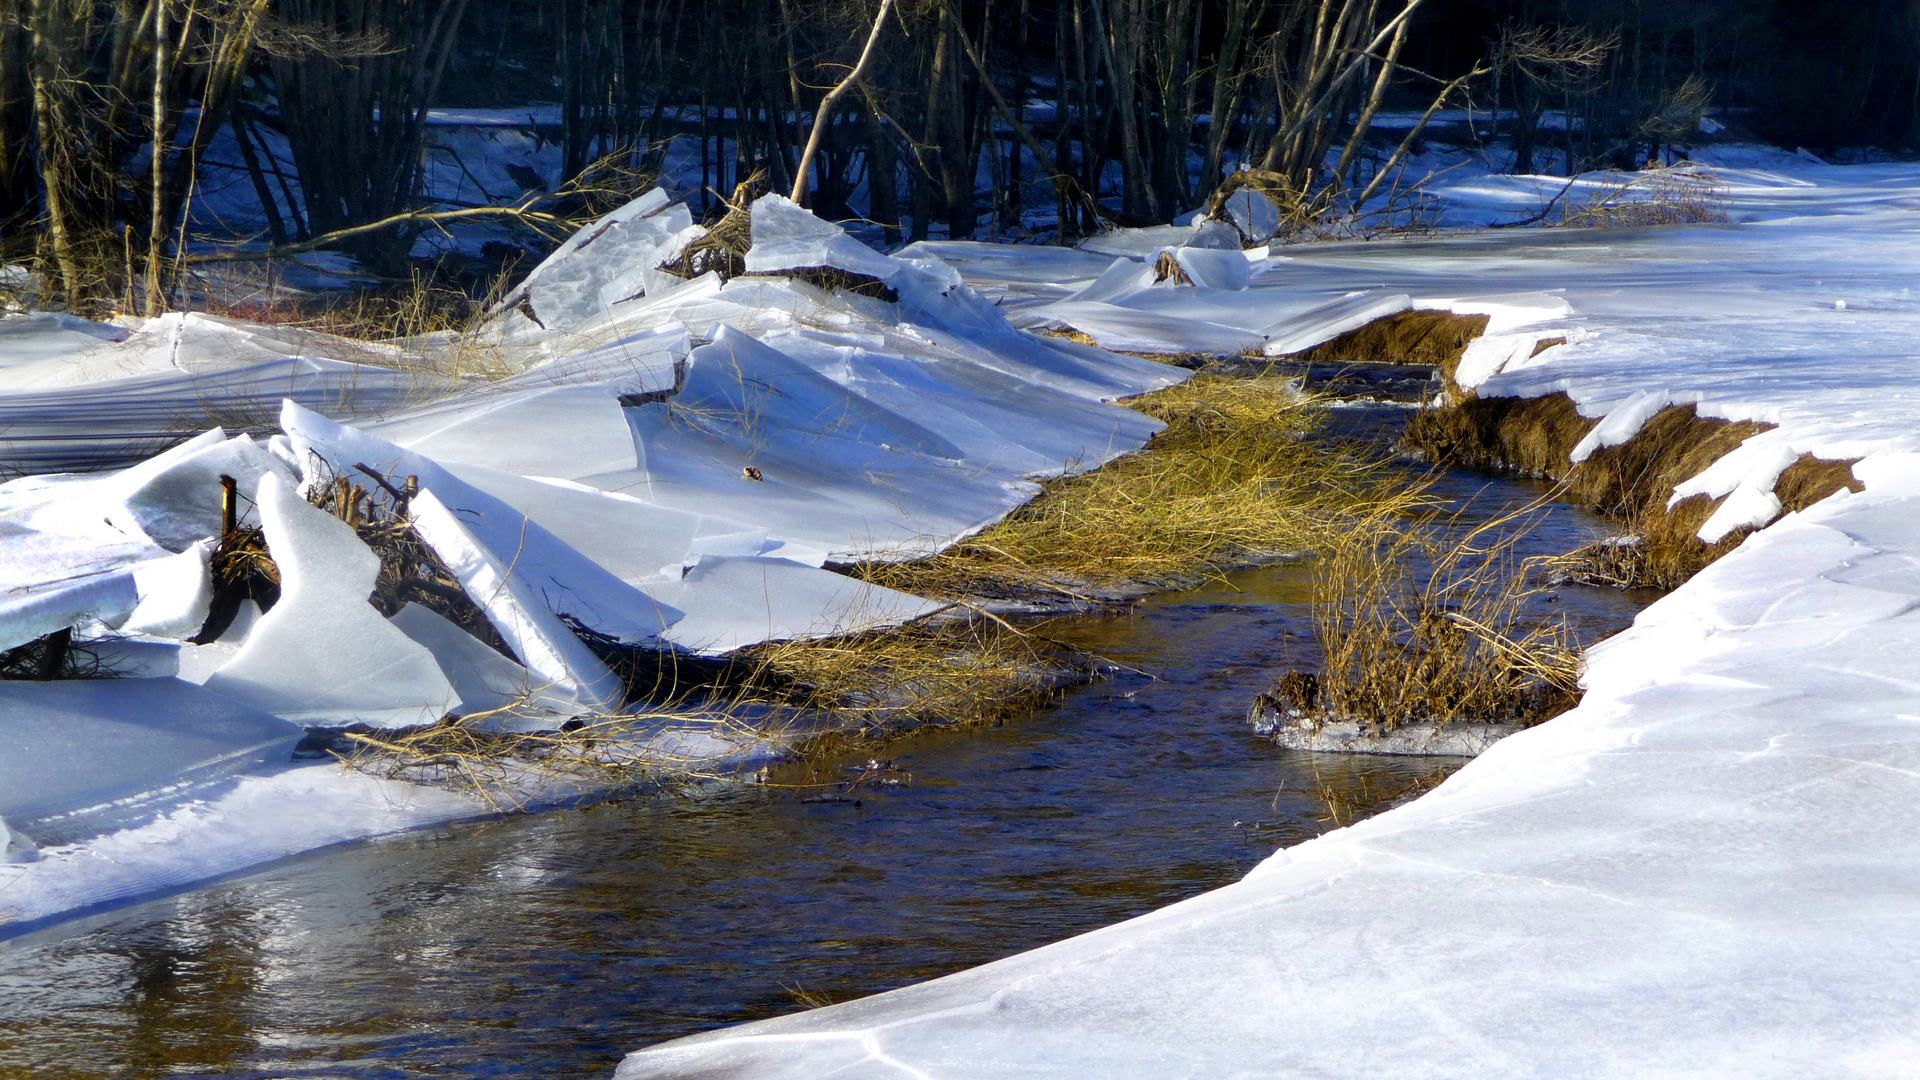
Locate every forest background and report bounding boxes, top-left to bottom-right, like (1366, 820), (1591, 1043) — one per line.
(2, 0), (1913, 306)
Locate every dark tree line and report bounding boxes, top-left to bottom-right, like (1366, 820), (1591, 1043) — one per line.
(2, 0), (1919, 309)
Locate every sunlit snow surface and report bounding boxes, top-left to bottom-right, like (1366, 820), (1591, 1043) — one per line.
(614, 162), (1920, 1076)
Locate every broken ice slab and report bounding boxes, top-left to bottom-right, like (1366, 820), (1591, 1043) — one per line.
(745, 194), (904, 284)
(201, 474), (458, 728)
(112, 540), (214, 640)
(677, 326), (962, 460)
(1260, 291), (1416, 356)
(0, 572), (140, 654)
(283, 400), (678, 644)
(389, 602), (586, 729)
(111, 432), (299, 551)
(496, 188), (696, 333)
(0, 677), (302, 845)
(1036, 300), (1270, 355)
(363, 384), (641, 481)
(407, 488), (626, 714)
(432, 463), (740, 585)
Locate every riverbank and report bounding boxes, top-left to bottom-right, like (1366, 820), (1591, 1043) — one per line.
(616, 159), (1920, 1079)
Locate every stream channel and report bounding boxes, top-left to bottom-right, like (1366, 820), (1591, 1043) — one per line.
(0, 406), (1657, 1080)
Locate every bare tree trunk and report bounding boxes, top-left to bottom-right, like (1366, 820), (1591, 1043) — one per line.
(28, 0), (79, 301)
(145, 0), (168, 314)
(790, 0), (894, 204)
(1087, 0), (1150, 219)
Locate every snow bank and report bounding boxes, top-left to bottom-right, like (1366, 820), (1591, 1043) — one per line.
(614, 161), (1920, 1077)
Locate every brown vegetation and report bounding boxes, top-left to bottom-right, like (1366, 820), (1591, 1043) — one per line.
(1288, 495), (1584, 734)
(1289, 310), (1491, 374)
(1407, 394), (1863, 589)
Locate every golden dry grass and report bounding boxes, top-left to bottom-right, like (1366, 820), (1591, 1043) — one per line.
(1307, 495), (1584, 733)
(737, 618), (1075, 736)
(863, 374), (1413, 598)
(1287, 309), (1491, 376)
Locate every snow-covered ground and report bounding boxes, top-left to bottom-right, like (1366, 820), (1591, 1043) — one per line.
(612, 158), (1920, 1076)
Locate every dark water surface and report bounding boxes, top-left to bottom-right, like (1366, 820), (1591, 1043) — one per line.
(0, 446), (1652, 1080)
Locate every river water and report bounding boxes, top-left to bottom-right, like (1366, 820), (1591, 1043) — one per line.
(0, 425), (1654, 1080)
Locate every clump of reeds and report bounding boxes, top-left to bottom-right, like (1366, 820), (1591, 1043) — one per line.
(862, 374), (1413, 598)
(1299, 496), (1584, 733)
(657, 169), (764, 282)
(1557, 166), (1731, 228)
(333, 706), (778, 808)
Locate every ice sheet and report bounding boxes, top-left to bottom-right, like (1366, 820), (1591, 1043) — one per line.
(408, 488), (626, 713)
(388, 602), (585, 727)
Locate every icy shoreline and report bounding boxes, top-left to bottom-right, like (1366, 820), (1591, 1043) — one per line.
(614, 159), (1920, 1077)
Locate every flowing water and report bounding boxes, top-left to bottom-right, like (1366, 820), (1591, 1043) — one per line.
(0, 421), (1656, 1080)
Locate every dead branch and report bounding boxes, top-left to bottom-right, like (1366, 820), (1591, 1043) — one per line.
(790, 0), (895, 205)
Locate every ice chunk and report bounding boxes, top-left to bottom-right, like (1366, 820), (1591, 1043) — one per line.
(1224, 186), (1281, 241)
(407, 488), (625, 713)
(745, 194), (902, 283)
(1569, 389), (1700, 464)
(2, 815), (38, 863)
(1170, 247), (1252, 291)
(0, 572), (140, 653)
(0, 678), (301, 843)
(116, 540), (213, 639)
(201, 474), (458, 727)
(500, 188), (696, 332)
(643, 555), (944, 655)
(112, 433), (299, 551)
(1698, 483), (1784, 543)
(1447, 329), (1544, 391)
(388, 602), (585, 728)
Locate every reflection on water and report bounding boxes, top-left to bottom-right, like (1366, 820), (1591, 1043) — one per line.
(0, 455), (1653, 1080)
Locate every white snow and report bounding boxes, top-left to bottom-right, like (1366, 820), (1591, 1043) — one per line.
(0, 678), (301, 845)
(613, 156), (1920, 1078)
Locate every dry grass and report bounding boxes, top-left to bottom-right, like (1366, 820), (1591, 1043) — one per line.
(862, 374), (1411, 599)
(1286, 310), (1491, 375)
(736, 618), (1077, 736)
(1407, 394), (1864, 589)
(333, 706), (777, 807)
(1303, 495), (1584, 733)
(1557, 167), (1731, 228)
